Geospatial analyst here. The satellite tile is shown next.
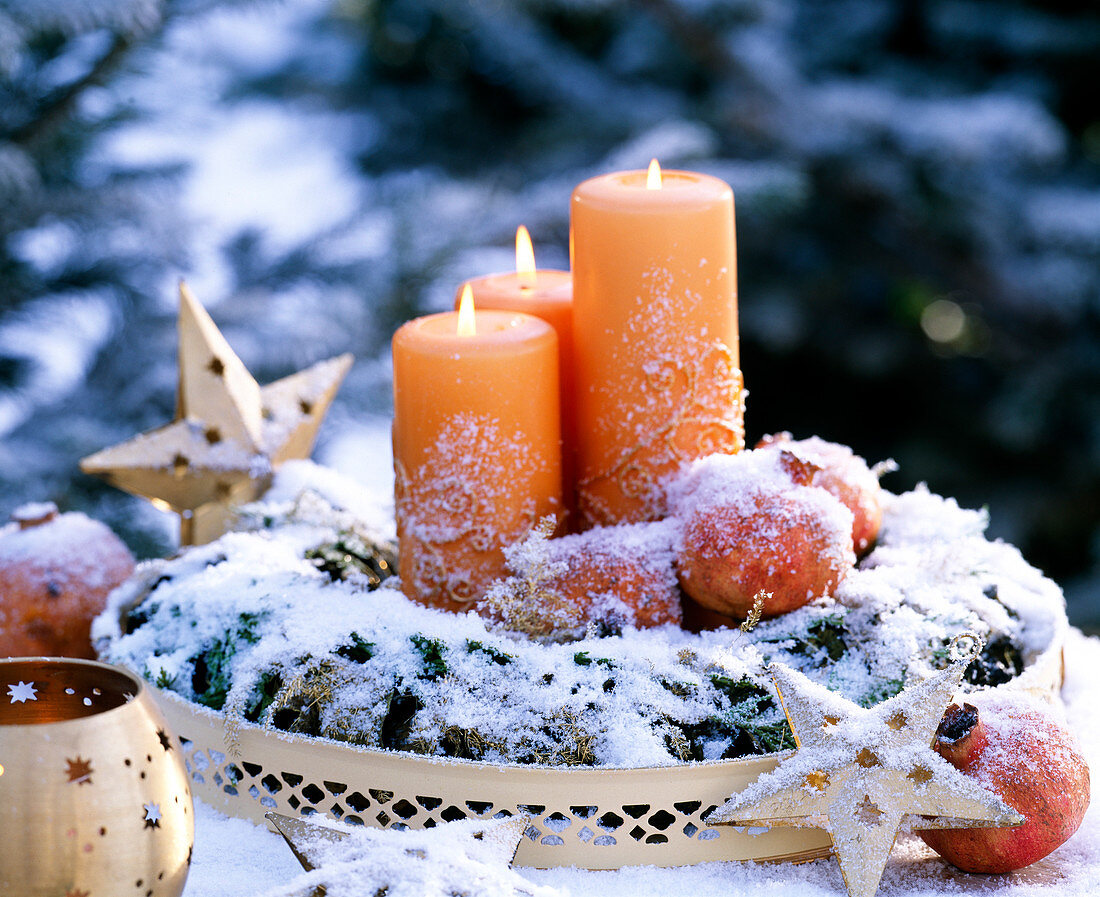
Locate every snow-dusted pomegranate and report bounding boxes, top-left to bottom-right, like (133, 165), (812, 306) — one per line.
(920, 699), (1091, 874)
(478, 518), (682, 640)
(0, 502), (135, 658)
(757, 432), (887, 555)
(672, 450), (855, 620)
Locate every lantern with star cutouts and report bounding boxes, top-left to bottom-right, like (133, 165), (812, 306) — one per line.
(0, 657), (194, 897)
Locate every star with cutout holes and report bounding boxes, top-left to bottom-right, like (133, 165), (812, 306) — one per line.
(706, 637), (1023, 897)
(265, 812), (561, 897)
(80, 281), (352, 545)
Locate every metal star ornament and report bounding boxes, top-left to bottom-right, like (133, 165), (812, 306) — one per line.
(706, 634), (1023, 897)
(81, 281), (353, 545)
(265, 812), (563, 897)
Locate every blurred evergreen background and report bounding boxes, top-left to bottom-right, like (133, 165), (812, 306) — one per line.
(2, 0), (1098, 627)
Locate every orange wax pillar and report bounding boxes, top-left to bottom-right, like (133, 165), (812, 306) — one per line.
(458, 227), (577, 527)
(571, 162), (744, 528)
(392, 298), (562, 612)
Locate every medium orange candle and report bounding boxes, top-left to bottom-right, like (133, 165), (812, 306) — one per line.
(457, 226), (577, 526)
(571, 160), (744, 528)
(392, 288), (562, 612)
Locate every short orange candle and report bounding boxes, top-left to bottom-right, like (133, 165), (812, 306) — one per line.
(392, 292), (562, 612)
(458, 226), (577, 526)
(571, 161), (744, 528)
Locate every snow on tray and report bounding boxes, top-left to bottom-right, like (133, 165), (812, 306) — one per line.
(95, 461), (1067, 769)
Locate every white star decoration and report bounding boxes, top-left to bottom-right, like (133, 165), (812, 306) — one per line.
(706, 635), (1023, 897)
(265, 812), (562, 897)
(81, 281), (352, 545)
(7, 681), (37, 703)
(143, 803), (163, 825)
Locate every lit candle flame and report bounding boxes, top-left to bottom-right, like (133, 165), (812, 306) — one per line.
(515, 225), (537, 289)
(646, 158), (662, 190)
(457, 283), (477, 336)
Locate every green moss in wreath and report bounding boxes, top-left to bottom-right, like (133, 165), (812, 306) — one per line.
(410, 634), (448, 681)
(305, 531), (398, 588)
(335, 632), (375, 663)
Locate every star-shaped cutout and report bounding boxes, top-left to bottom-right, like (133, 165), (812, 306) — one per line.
(265, 812), (562, 897)
(143, 802), (162, 829)
(7, 680), (37, 703)
(706, 636), (1023, 897)
(66, 756), (94, 785)
(157, 728), (173, 752)
(80, 281), (353, 545)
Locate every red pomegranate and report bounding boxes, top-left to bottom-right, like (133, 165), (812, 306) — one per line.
(920, 699), (1091, 874)
(673, 450), (855, 620)
(757, 432), (887, 555)
(0, 503), (135, 658)
(477, 519), (682, 640)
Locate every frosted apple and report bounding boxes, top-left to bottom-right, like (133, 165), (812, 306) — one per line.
(920, 700), (1090, 874)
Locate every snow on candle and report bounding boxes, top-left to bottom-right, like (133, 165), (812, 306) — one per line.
(571, 160), (744, 528)
(457, 227), (577, 526)
(392, 285), (562, 612)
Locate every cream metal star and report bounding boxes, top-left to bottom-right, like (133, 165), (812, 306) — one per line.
(706, 635), (1023, 897)
(81, 281), (353, 545)
(7, 680), (37, 703)
(264, 811), (560, 897)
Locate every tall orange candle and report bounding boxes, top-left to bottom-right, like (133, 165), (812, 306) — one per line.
(457, 226), (577, 526)
(571, 161), (744, 528)
(392, 289), (562, 612)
